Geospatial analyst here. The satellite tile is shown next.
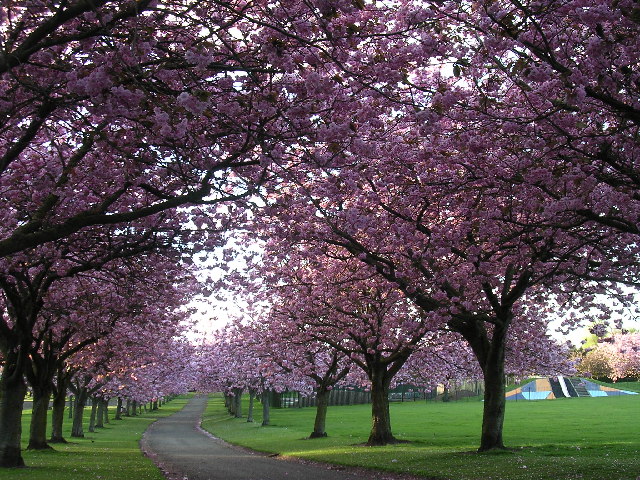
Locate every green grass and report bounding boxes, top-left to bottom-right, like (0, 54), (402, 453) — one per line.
(589, 378), (640, 393)
(4, 396), (191, 480)
(201, 385), (640, 480)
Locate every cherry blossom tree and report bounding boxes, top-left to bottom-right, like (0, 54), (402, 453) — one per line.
(0, 0), (275, 463)
(3, 0), (637, 464)
(0, 0), (376, 464)
(579, 332), (640, 381)
(250, 128), (612, 450)
(64, 305), (195, 437)
(101, 336), (198, 410)
(240, 0), (635, 452)
(416, 1), (640, 243)
(0, 225), (199, 465)
(245, 315), (353, 438)
(239, 248), (440, 445)
(0, 0), (299, 260)
(198, 320), (305, 426)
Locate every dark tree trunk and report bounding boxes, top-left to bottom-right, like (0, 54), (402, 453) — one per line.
(310, 388), (330, 438)
(478, 326), (507, 452)
(442, 386), (450, 402)
(368, 366), (395, 445)
(125, 399), (131, 416)
(102, 399), (110, 424)
(27, 385), (52, 450)
(88, 397), (98, 432)
(452, 314), (509, 452)
(95, 399), (104, 428)
(261, 391), (270, 426)
(247, 390), (255, 423)
(71, 389), (88, 438)
(115, 398), (123, 420)
(50, 382), (68, 443)
(233, 388), (243, 418)
(131, 401), (138, 416)
(0, 366), (27, 467)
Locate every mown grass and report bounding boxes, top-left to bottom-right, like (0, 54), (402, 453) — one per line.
(200, 383), (640, 480)
(4, 395), (192, 480)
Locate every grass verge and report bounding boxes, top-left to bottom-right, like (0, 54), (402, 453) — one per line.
(4, 395), (191, 480)
(200, 384), (640, 480)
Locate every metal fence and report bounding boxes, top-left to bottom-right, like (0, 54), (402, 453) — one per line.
(275, 381), (485, 408)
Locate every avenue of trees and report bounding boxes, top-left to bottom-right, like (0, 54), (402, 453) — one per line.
(1, 0), (639, 468)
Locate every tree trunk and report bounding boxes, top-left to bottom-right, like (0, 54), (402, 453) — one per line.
(88, 397), (98, 432)
(125, 399), (131, 416)
(50, 383), (68, 443)
(115, 398), (123, 420)
(261, 390), (270, 426)
(442, 386), (450, 402)
(95, 399), (104, 428)
(247, 390), (255, 423)
(68, 396), (74, 419)
(310, 388), (330, 438)
(103, 399), (110, 424)
(368, 366), (395, 446)
(478, 328), (507, 452)
(27, 385), (53, 450)
(233, 388), (243, 418)
(71, 389), (88, 438)
(0, 367), (27, 467)
(225, 394), (234, 415)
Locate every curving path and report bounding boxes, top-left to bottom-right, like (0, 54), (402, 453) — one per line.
(141, 395), (419, 480)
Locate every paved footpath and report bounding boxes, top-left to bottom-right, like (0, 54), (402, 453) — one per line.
(142, 395), (421, 480)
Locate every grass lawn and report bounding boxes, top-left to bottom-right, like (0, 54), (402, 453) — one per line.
(200, 384), (640, 480)
(3, 395), (191, 480)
